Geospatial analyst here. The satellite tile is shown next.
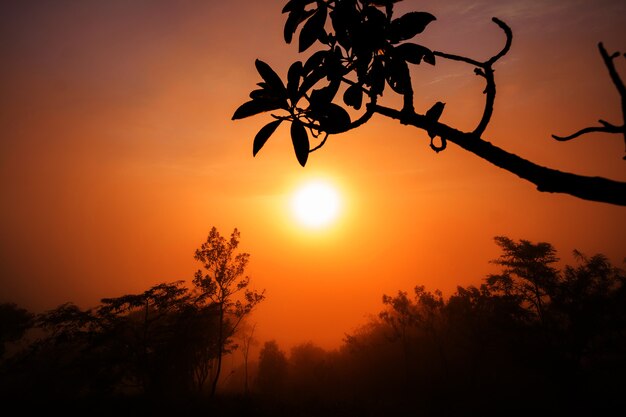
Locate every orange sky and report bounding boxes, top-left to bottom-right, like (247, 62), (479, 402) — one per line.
(1, 0), (625, 349)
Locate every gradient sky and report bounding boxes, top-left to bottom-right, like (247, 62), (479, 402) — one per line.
(1, 0), (625, 349)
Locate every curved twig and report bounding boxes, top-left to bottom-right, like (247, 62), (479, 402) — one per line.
(434, 18), (513, 138)
(309, 132), (329, 153)
(552, 123), (623, 141)
(486, 18), (513, 66)
(551, 43), (626, 157)
(346, 104), (375, 131)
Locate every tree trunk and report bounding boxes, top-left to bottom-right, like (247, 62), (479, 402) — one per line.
(210, 304), (224, 398)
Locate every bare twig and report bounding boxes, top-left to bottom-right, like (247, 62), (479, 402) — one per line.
(552, 121), (623, 141)
(309, 132), (329, 153)
(433, 18), (513, 137)
(552, 43), (626, 159)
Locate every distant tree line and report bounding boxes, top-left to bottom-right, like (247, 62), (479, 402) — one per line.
(253, 237), (626, 417)
(1, 235), (624, 416)
(0, 227), (264, 415)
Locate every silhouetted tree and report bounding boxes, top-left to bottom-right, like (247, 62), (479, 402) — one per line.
(288, 342), (329, 402)
(97, 281), (207, 396)
(486, 236), (560, 326)
(0, 303), (33, 359)
(256, 340), (288, 398)
(193, 227), (265, 397)
(239, 322), (257, 395)
(233, 0), (626, 205)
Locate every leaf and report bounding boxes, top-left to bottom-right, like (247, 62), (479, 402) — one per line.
(343, 83), (363, 110)
(309, 79), (340, 106)
(330, 1), (359, 50)
(388, 12), (436, 43)
(255, 60), (286, 97)
(425, 101), (445, 139)
(425, 101), (445, 121)
(363, 6), (387, 28)
(423, 50), (436, 65)
(282, 0), (315, 14)
(325, 46), (347, 81)
(287, 61), (303, 104)
(395, 43), (434, 65)
(367, 56), (385, 96)
(249, 88), (274, 100)
(291, 120), (309, 166)
(385, 56), (410, 94)
(299, 66), (326, 99)
(303, 50), (327, 75)
(314, 103), (352, 134)
(284, 8), (315, 44)
(232, 100), (282, 120)
(282, 0), (298, 14)
(299, 5), (327, 52)
(253, 120), (282, 156)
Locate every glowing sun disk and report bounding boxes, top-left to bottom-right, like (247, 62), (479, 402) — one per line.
(291, 181), (341, 228)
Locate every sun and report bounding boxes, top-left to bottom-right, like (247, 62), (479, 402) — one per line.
(291, 180), (341, 229)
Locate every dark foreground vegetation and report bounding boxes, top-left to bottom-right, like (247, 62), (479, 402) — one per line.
(1, 236), (625, 416)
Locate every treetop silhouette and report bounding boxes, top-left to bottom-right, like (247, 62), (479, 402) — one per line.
(233, 0), (626, 206)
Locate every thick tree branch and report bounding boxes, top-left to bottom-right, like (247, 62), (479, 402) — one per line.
(374, 104), (626, 206)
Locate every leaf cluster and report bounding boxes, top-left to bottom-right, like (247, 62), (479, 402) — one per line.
(233, 0), (436, 166)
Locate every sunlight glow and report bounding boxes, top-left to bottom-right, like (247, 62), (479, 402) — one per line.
(291, 180), (341, 229)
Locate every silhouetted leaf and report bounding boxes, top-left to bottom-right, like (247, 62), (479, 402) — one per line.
(303, 50), (327, 75)
(249, 88), (274, 100)
(299, 5), (327, 52)
(330, 1), (359, 50)
(253, 120), (282, 156)
(291, 120), (309, 166)
(284, 8), (315, 44)
(396, 43), (435, 65)
(287, 61), (303, 104)
(343, 83), (363, 110)
(425, 101), (445, 139)
(385, 56), (410, 94)
(363, 6), (387, 28)
(388, 12), (436, 43)
(282, 0), (315, 14)
(325, 46), (347, 81)
(309, 79), (340, 106)
(255, 60), (287, 97)
(232, 100), (282, 120)
(282, 0), (298, 14)
(313, 103), (351, 134)
(423, 50), (436, 65)
(426, 101), (445, 121)
(367, 56), (385, 96)
(300, 66), (326, 98)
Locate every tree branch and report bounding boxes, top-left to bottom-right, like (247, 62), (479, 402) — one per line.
(433, 18), (513, 137)
(373, 104), (626, 206)
(309, 132), (329, 153)
(552, 122), (623, 141)
(309, 96), (377, 153)
(552, 43), (626, 158)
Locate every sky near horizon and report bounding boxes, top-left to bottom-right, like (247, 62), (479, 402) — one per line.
(1, 0), (625, 349)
